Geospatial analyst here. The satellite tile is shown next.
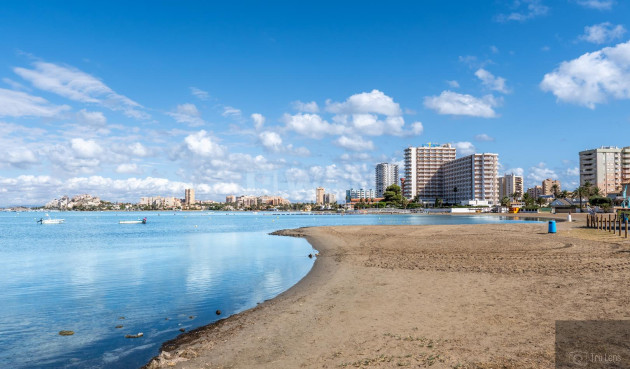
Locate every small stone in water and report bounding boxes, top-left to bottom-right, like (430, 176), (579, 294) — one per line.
(179, 328), (186, 332)
(125, 332), (143, 338)
(59, 330), (74, 336)
(115, 325), (123, 329)
(216, 310), (222, 315)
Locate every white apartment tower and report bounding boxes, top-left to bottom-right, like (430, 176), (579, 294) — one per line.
(498, 173), (524, 199)
(443, 153), (499, 205)
(403, 144), (456, 202)
(579, 146), (630, 196)
(375, 163), (399, 198)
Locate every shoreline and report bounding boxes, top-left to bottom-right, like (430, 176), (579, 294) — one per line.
(144, 213), (626, 368)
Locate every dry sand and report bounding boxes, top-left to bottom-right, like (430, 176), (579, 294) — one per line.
(145, 215), (630, 368)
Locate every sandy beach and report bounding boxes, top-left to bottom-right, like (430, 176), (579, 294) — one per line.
(145, 215), (630, 368)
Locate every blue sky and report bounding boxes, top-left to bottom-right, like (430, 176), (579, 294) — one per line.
(1, 0), (629, 205)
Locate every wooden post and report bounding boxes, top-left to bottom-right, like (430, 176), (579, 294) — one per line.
(626, 219), (628, 238)
(587, 214), (590, 228)
(599, 215), (602, 230)
(619, 217), (622, 236)
(609, 215), (612, 232)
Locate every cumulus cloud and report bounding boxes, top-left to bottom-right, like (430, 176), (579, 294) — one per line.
(183, 130), (226, 157)
(411, 122), (424, 135)
(503, 167), (525, 176)
(575, 0), (614, 10)
(579, 22), (626, 44)
(292, 100), (319, 113)
(282, 113), (344, 139)
(190, 87), (209, 100)
(116, 163), (141, 174)
(0, 88), (70, 118)
(424, 91), (500, 118)
(251, 113), (265, 130)
(259, 131), (283, 152)
(0, 149), (38, 169)
(496, 0), (549, 22)
(474, 133), (495, 142)
(334, 136), (375, 152)
(14, 61), (149, 119)
(475, 68), (510, 93)
(527, 162), (558, 182)
(167, 103), (205, 126)
(325, 89), (402, 116)
(70, 138), (103, 159)
(452, 141), (476, 156)
(540, 40), (630, 108)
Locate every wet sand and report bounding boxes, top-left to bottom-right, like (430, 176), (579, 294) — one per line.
(145, 214), (630, 368)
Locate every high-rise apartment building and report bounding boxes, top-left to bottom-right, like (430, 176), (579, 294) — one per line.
(184, 188), (195, 207)
(498, 173), (524, 199)
(323, 193), (336, 204)
(443, 153), (499, 205)
(579, 146), (630, 195)
(225, 195), (236, 203)
(527, 186), (543, 199)
(541, 178), (561, 196)
(403, 143), (456, 202)
(375, 163), (399, 198)
(315, 187), (325, 205)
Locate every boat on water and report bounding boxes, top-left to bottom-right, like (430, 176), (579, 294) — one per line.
(37, 215), (65, 224)
(119, 217), (147, 224)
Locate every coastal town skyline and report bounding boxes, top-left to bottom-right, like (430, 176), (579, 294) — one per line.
(1, 1), (630, 206)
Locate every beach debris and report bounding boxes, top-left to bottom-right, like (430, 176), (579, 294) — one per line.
(308, 254), (313, 258)
(59, 330), (74, 336)
(216, 310), (222, 315)
(189, 315), (195, 319)
(179, 328), (186, 332)
(125, 332), (143, 338)
(118, 316), (125, 320)
(115, 325), (123, 329)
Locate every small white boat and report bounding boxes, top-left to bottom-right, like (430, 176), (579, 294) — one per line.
(38, 216), (65, 224)
(119, 217), (147, 224)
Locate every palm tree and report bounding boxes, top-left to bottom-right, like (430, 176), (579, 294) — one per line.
(559, 190), (569, 199)
(573, 186), (588, 211)
(551, 184), (559, 198)
(536, 197), (546, 207)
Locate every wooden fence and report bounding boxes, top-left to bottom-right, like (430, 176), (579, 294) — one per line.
(587, 213), (628, 238)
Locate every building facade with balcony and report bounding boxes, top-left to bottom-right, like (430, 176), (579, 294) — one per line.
(579, 146), (630, 196)
(375, 163), (399, 198)
(403, 143), (456, 202)
(442, 153), (499, 205)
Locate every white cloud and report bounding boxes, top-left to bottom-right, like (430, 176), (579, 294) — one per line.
(127, 142), (150, 157)
(282, 113), (344, 139)
(14, 61), (149, 119)
(540, 40), (630, 108)
(222, 106), (242, 118)
(292, 100), (319, 113)
(474, 133), (495, 142)
(490, 45), (500, 54)
(503, 167), (525, 176)
(116, 163), (141, 174)
(452, 141), (476, 156)
(565, 167), (580, 176)
(70, 138), (103, 159)
(575, 0), (614, 10)
(190, 87), (209, 100)
(411, 122), (424, 135)
(424, 91), (500, 118)
(259, 131), (283, 152)
(446, 80), (460, 88)
(579, 22), (626, 44)
(335, 136), (374, 152)
(183, 130), (226, 157)
(326, 89), (402, 116)
(167, 103), (205, 126)
(0, 88), (70, 118)
(76, 109), (106, 127)
(0, 149), (38, 169)
(527, 162), (558, 182)
(475, 68), (510, 93)
(496, 0), (549, 22)
(251, 113), (265, 130)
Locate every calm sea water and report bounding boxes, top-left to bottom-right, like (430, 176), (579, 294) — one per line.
(0, 211), (539, 368)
